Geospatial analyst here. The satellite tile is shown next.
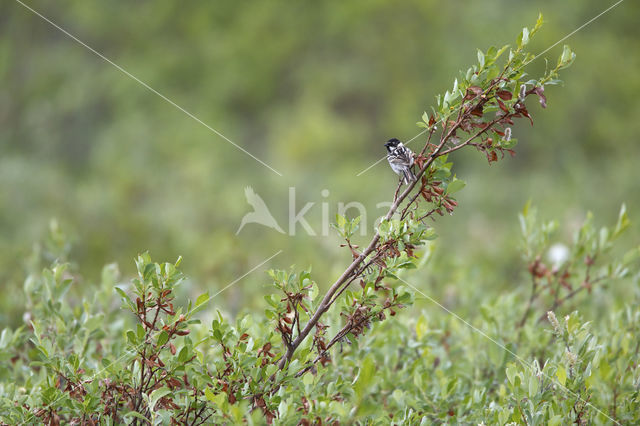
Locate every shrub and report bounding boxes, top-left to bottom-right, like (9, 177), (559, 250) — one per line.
(1, 16), (638, 425)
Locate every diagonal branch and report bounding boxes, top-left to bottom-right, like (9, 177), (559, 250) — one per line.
(277, 126), (455, 369)
(277, 72), (521, 370)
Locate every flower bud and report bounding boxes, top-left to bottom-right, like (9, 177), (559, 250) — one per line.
(547, 311), (560, 334)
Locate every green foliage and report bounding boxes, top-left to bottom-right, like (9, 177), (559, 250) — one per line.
(2, 1), (640, 328)
(1, 9), (639, 425)
(1, 204), (638, 424)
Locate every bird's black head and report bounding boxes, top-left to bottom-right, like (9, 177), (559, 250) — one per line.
(384, 138), (401, 152)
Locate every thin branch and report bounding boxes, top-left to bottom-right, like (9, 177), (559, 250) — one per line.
(278, 131), (451, 368)
(326, 259), (376, 307)
(518, 275), (539, 329)
(294, 303), (398, 378)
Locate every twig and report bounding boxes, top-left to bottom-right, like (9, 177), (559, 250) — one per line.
(294, 302), (398, 378)
(277, 131), (452, 369)
(518, 275), (539, 329)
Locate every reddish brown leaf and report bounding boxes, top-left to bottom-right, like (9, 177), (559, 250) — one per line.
(515, 104), (534, 125)
(470, 104), (484, 117)
(497, 99), (509, 113)
(168, 377), (182, 388)
(496, 90), (513, 100)
(464, 86), (483, 100)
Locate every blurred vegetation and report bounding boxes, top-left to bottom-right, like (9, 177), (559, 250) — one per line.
(1, 0), (639, 333)
(1, 1), (640, 423)
(1, 204), (638, 423)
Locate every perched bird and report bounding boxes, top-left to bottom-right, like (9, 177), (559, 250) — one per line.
(384, 138), (416, 184)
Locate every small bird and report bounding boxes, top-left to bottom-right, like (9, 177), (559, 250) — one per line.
(384, 138), (416, 184)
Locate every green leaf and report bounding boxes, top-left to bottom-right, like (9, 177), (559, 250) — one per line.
(114, 287), (128, 300)
(612, 203), (630, 239)
(517, 27), (530, 48)
(193, 292), (210, 314)
(149, 388), (171, 411)
(506, 364), (517, 386)
(549, 415), (563, 426)
(278, 400), (289, 419)
(532, 13), (544, 35)
(494, 44), (509, 62)
(309, 282), (319, 302)
(264, 294), (278, 307)
(124, 411), (151, 423)
(396, 291), (413, 305)
(126, 330), (137, 345)
(210, 391), (228, 408)
(137, 323), (145, 340)
(204, 387), (216, 402)
(157, 330), (169, 347)
(143, 263), (156, 281)
(178, 346), (189, 363)
(378, 219), (391, 238)
(446, 177), (466, 194)
(567, 314), (579, 333)
(354, 355), (375, 398)
(528, 376), (539, 397)
(477, 49), (485, 69)
(557, 45), (576, 69)
(556, 365), (567, 386)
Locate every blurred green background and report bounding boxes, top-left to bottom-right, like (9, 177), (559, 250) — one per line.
(1, 0), (638, 326)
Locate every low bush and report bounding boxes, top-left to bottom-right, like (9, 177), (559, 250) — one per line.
(1, 16), (638, 425)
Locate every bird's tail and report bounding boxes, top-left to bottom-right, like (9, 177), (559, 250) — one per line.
(402, 168), (416, 185)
